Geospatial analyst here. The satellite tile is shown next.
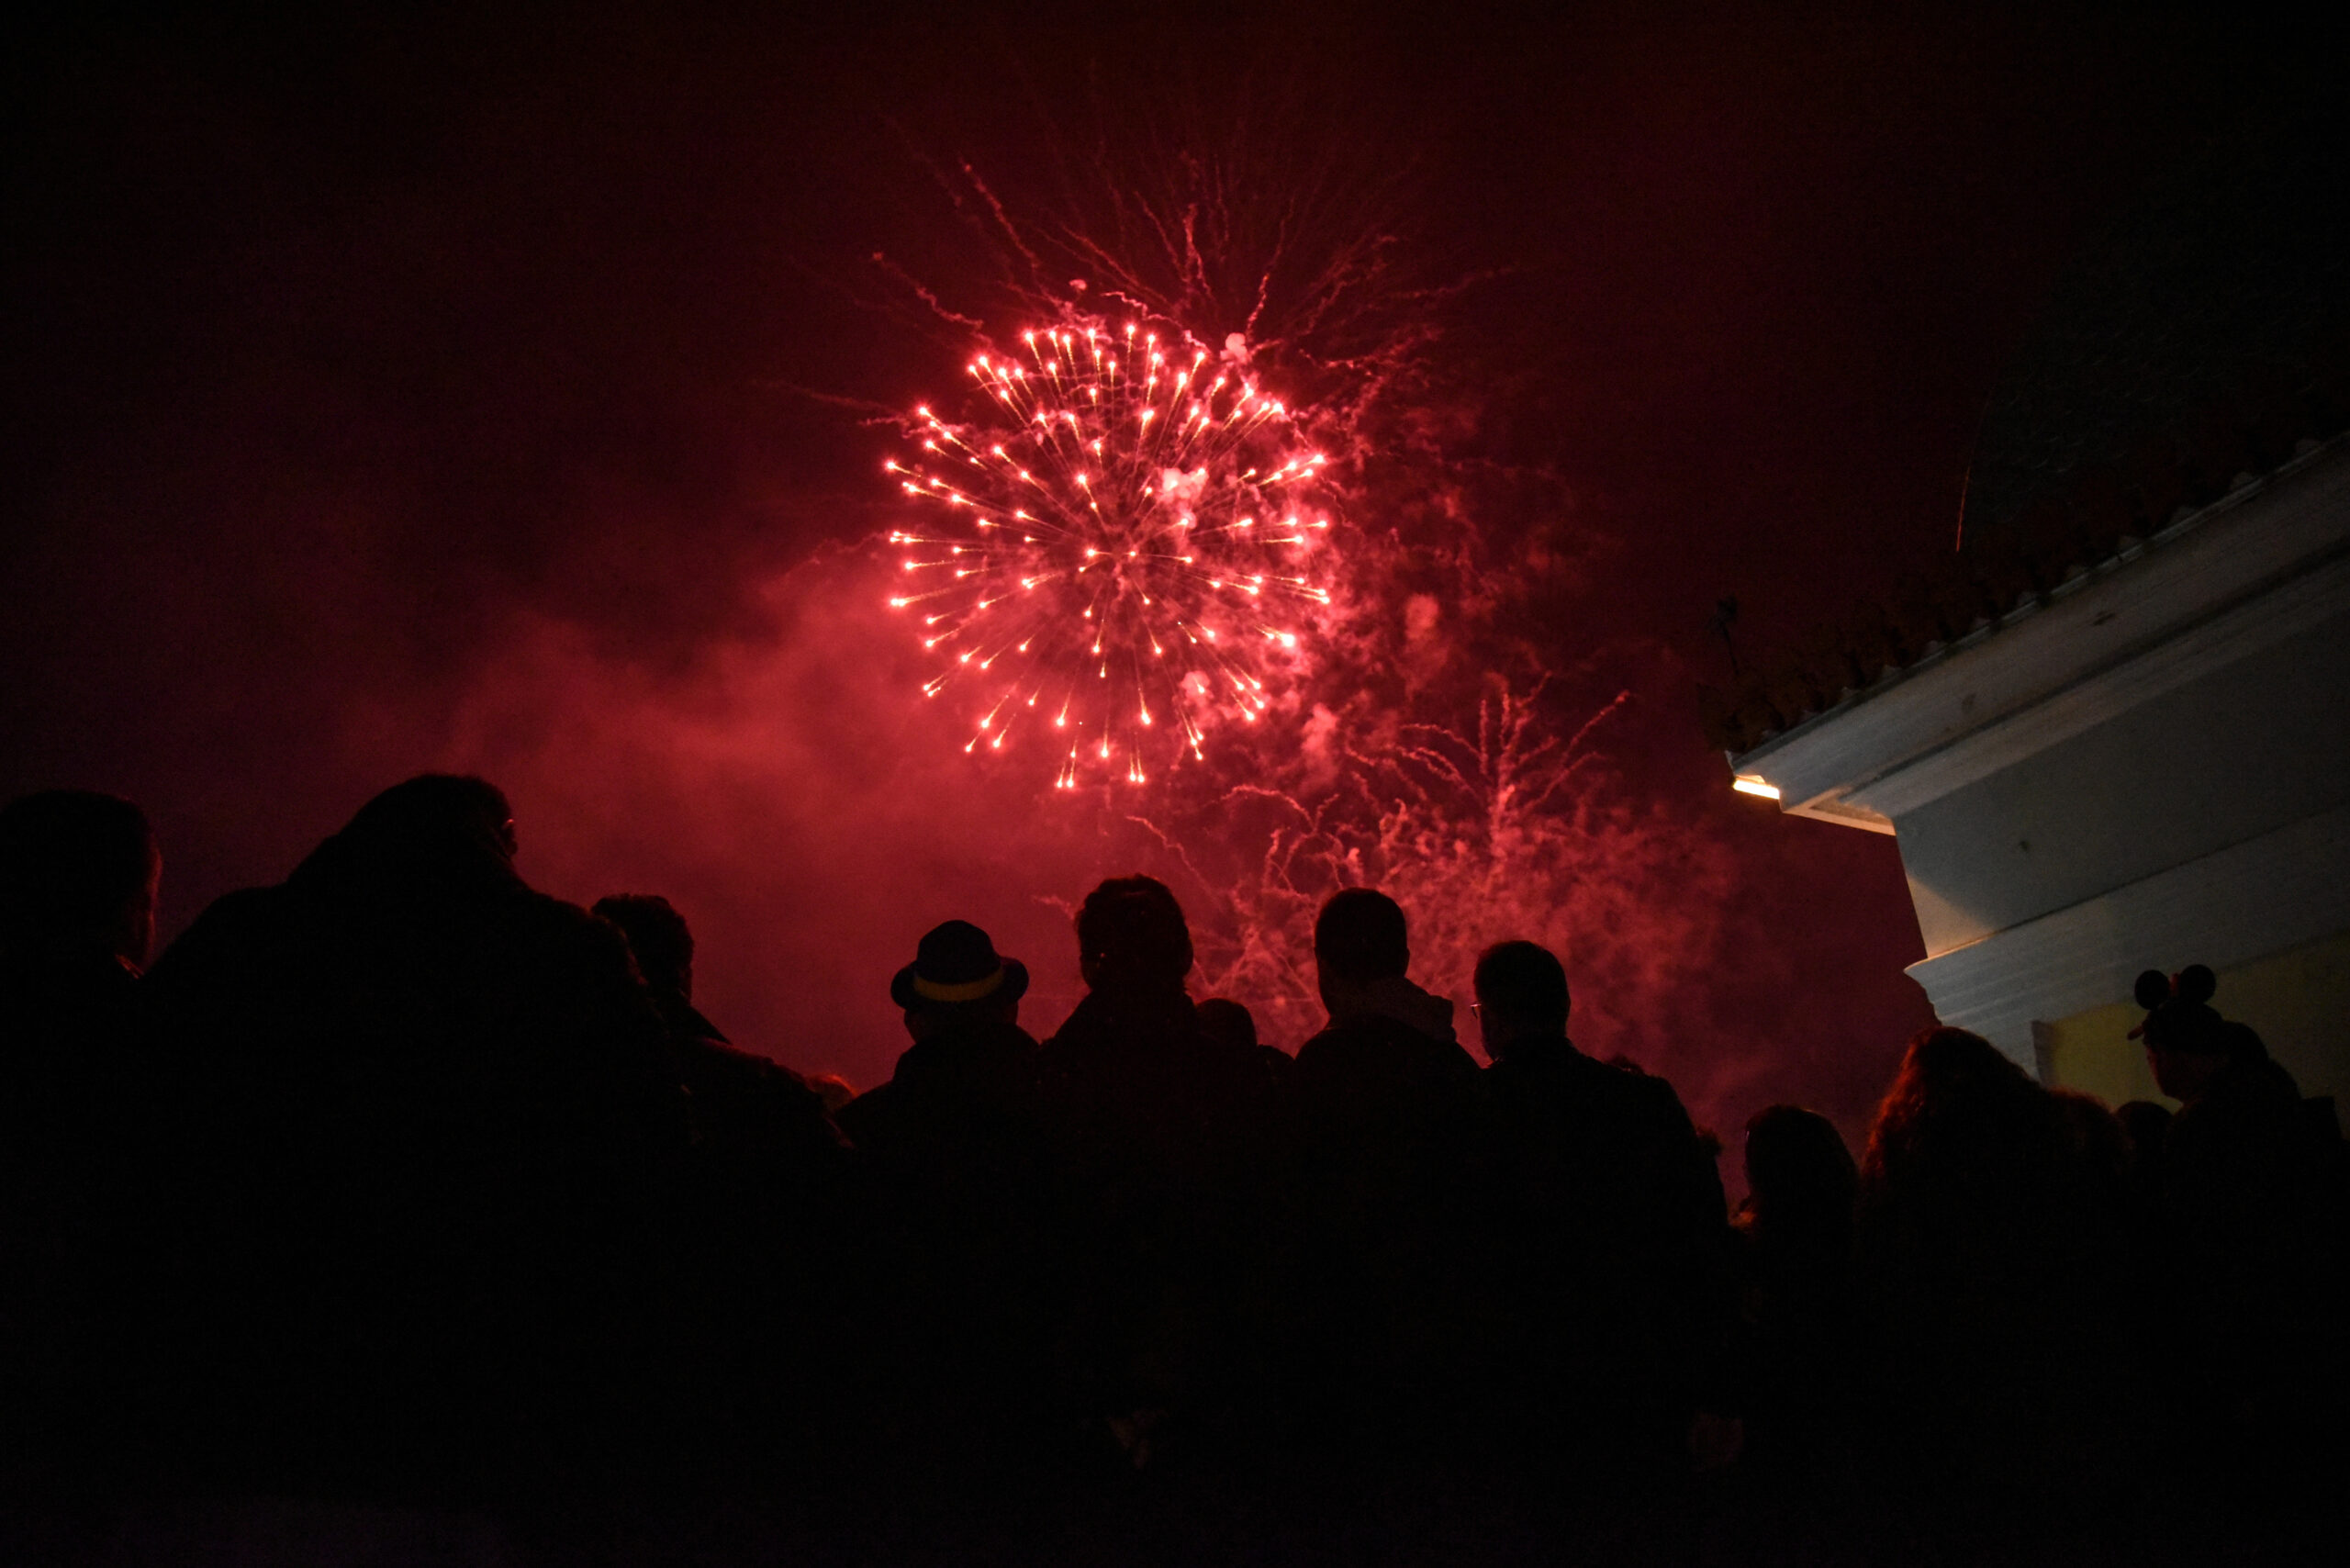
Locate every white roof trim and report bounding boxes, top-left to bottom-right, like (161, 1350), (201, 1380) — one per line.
(1731, 437), (2350, 831)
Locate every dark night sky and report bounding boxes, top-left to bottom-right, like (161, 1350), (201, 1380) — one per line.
(5, 1), (2320, 1152)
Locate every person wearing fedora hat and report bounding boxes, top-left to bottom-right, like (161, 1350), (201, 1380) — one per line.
(887, 919), (1030, 1036)
(840, 919), (1039, 1152)
(838, 920), (1057, 1440)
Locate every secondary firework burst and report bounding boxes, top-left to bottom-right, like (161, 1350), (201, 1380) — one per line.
(886, 321), (1335, 788)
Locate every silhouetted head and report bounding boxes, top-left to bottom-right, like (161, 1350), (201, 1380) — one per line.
(1197, 996), (1259, 1053)
(595, 893), (695, 1000)
(1472, 938), (1570, 1061)
(2132, 965), (2230, 1102)
(893, 918), (1029, 1037)
(0, 790), (160, 969)
(1075, 876), (1192, 999)
(2133, 965), (2222, 1051)
(1314, 889), (1408, 991)
(291, 775), (520, 902)
(2217, 1020), (2271, 1068)
(1743, 1105), (1857, 1240)
(2051, 1088), (2132, 1184)
(2115, 1100), (2173, 1164)
(1862, 1025), (2050, 1190)
(1888, 1025), (2027, 1102)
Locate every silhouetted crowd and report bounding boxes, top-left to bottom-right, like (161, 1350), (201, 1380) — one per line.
(2, 778), (2344, 1530)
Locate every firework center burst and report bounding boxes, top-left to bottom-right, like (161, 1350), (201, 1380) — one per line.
(885, 322), (1336, 789)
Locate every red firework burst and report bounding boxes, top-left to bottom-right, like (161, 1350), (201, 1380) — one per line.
(886, 321), (1334, 787)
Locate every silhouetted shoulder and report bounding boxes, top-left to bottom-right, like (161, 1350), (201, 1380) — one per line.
(513, 887), (652, 971)
(1484, 1036), (1648, 1100)
(891, 1016), (1040, 1093)
(683, 1034), (830, 1098)
(841, 1016), (1044, 1159)
(675, 1034), (845, 1159)
(1483, 1041), (1711, 1183)
(139, 885), (318, 1064)
(1251, 1043), (1297, 1090)
(1295, 1014), (1479, 1094)
(144, 885), (297, 976)
(834, 1079), (896, 1149)
(1039, 989), (1181, 1064)
(1039, 991), (1246, 1104)
(1619, 1057), (1703, 1131)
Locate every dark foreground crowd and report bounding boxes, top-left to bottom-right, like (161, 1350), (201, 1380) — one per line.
(2, 778), (2345, 1549)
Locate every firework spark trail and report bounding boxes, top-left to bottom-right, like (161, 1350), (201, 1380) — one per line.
(1134, 682), (1645, 1047)
(886, 318), (1337, 785)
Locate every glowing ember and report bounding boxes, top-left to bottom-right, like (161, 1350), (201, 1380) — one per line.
(886, 320), (1334, 787)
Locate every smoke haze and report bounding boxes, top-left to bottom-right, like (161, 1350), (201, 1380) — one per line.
(9, 1), (2300, 1164)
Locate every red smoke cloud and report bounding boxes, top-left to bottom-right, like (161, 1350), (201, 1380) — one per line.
(341, 528), (1929, 1173)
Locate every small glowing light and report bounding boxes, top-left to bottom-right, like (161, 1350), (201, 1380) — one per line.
(1732, 776), (1782, 801)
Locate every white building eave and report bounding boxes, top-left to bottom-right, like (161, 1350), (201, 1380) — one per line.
(1727, 435), (2350, 833)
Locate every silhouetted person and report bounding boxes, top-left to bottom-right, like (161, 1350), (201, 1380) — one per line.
(2135, 967), (2343, 1473)
(1197, 996), (1255, 1052)
(2053, 1086), (2143, 1288)
(1038, 876), (1263, 1462)
(141, 776), (692, 1485)
(843, 919), (1039, 1155)
(1731, 1106), (1857, 1484)
(839, 921), (1056, 1445)
(1273, 890), (1490, 1451)
(1474, 939), (1733, 1476)
(1739, 1106), (1856, 1259)
(591, 890), (853, 1451)
(0, 790), (160, 1472)
(0, 790), (158, 1010)
(1201, 993), (1293, 1092)
(2114, 1095), (2179, 1259)
(595, 891), (841, 1168)
(1853, 1025), (2111, 1505)
(595, 892), (722, 1042)
(1297, 889), (1472, 1082)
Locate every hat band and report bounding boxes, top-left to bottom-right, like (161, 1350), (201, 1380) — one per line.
(912, 967), (1004, 1003)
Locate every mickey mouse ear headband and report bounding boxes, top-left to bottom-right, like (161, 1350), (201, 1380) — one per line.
(2129, 964), (2216, 1039)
